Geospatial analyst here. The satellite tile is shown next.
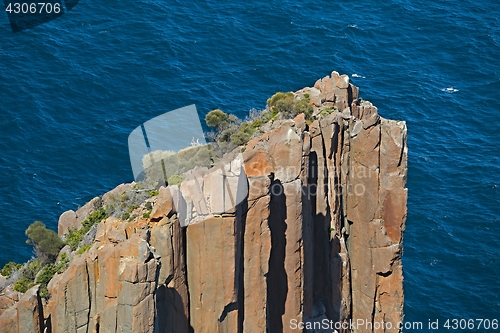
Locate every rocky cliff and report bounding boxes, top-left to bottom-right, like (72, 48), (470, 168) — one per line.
(0, 72), (407, 333)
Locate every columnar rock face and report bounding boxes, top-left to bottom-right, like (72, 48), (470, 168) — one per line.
(0, 72), (407, 333)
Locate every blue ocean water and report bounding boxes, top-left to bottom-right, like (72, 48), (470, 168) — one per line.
(1, 0), (499, 329)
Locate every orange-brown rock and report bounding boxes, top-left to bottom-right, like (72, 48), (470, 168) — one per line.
(0, 72), (407, 333)
(150, 186), (174, 221)
(58, 197), (102, 236)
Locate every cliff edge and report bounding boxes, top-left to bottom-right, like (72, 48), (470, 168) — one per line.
(0, 72), (407, 333)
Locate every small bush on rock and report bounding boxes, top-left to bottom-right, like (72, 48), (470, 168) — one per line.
(0, 262), (22, 277)
(76, 245), (91, 255)
(148, 189), (159, 197)
(205, 109), (229, 130)
(267, 92), (294, 111)
(66, 207), (108, 251)
(35, 264), (58, 286)
(26, 222), (65, 263)
(230, 123), (255, 146)
(293, 98), (313, 120)
(22, 259), (42, 281)
(14, 277), (35, 293)
(267, 91), (313, 120)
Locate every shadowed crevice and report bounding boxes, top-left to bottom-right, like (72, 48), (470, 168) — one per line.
(266, 179), (287, 333)
(236, 198), (248, 333)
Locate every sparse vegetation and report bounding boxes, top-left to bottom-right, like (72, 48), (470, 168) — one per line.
(142, 145), (215, 187)
(105, 189), (151, 220)
(168, 174), (185, 185)
(67, 207), (108, 251)
(10, 226), (71, 296)
(320, 106), (336, 116)
(76, 245), (91, 255)
(120, 204), (138, 221)
(1, 262), (22, 277)
(230, 123), (255, 146)
(14, 277), (35, 293)
(13, 258), (43, 293)
(293, 98), (313, 120)
(142, 96), (323, 185)
(34, 254), (70, 298)
(148, 189), (159, 197)
(200, 92), (314, 151)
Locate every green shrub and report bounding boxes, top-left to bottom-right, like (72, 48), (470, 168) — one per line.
(39, 286), (49, 299)
(205, 109), (229, 130)
(66, 228), (84, 251)
(251, 119), (262, 128)
(293, 98), (314, 120)
(34, 259), (69, 299)
(14, 277), (35, 293)
(267, 91), (314, 120)
(67, 207), (108, 251)
(143, 211), (151, 219)
(230, 123), (255, 146)
(177, 145), (199, 162)
(56, 253), (70, 271)
(320, 108), (332, 116)
(120, 192), (129, 203)
(217, 129), (233, 143)
(261, 110), (278, 123)
(194, 146), (210, 162)
(25, 221), (65, 262)
(120, 204), (138, 220)
(76, 245), (91, 255)
(148, 190), (159, 197)
(1, 262), (22, 277)
(168, 174), (185, 185)
(82, 208), (108, 230)
(22, 259), (42, 281)
(267, 92), (294, 109)
(35, 264), (57, 286)
(274, 97), (295, 116)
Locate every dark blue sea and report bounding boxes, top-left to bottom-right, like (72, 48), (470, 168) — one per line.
(1, 0), (499, 330)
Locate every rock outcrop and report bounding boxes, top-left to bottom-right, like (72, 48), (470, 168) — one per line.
(0, 72), (407, 333)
